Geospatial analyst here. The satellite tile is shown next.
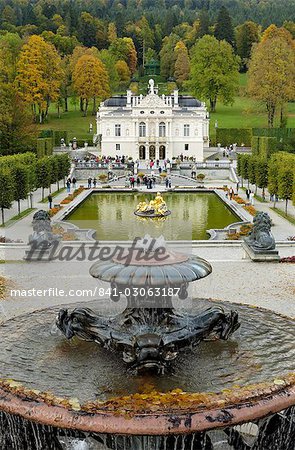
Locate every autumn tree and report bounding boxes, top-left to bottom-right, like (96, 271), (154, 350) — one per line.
(189, 35), (240, 112)
(73, 54), (110, 116)
(214, 6), (235, 47)
(115, 60), (131, 83)
(0, 34), (37, 155)
(107, 22), (117, 43)
(16, 35), (64, 123)
(235, 21), (260, 70)
(248, 29), (295, 128)
(174, 41), (190, 86)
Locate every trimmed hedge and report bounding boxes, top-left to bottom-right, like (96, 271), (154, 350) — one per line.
(252, 128), (295, 139)
(54, 130), (68, 146)
(39, 129), (53, 138)
(36, 138), (54, 158)
(251, 136), (278, 158)
(216, 128), (252, 146)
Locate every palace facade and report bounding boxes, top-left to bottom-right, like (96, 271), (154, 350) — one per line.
(95, 80), (209, 161)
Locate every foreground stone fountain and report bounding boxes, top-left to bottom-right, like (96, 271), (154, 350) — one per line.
(0, 236), (294, 449)
(57, 236), (240, 372)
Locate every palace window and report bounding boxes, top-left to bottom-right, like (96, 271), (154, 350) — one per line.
(139, 122), (146, 137)
(159, 122), (166, 137)
(184, 124), (190, 137)
(115, 124), (121, 137)
(116, 144), (120, 151)
(185, 144), (189, 151)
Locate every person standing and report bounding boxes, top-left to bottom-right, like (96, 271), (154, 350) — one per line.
(250, 192), (255, 205)
(72, 177), (77, 189)
(246, 188), (251, 201)
(66, 179), (71, 193)
(88, 177), (92, 188)
(93, 177), (97, 188)
(48, 194), (53, 209)
(168, 178), (172, 189)
(229, 187), (234, 200)
(165, 177), (169, 189)
(236, 181), (239, 194)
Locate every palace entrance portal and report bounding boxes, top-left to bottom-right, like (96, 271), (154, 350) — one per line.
(149, 145), (156, 160)
(159, 145), (166, 160)
(139, 145), (146, 160)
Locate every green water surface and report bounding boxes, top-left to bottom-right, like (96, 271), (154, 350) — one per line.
(64, 192), (240, 240)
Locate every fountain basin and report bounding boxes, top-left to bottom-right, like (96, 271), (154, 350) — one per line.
(0, 300), (294, 437)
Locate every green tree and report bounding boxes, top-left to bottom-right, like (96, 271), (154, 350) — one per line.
(99, 49), (119, 92)
(109, 37), (137, 74)
(235, 21), (260, 70)
(48, 156), (59, 191)
(283, 21), (295, 39)
(57, 154), (71, 187)
(278, 167), (294, 214)
(159, 34), (179, 78)
(268, 154), (280, 207)
(36, 158), (52, 200)
(247, 156), (257, 192)
(0, 33), (22, 83)
(197, 10), (210, 38)
(189, 35), (240, 112)
(11, 165), (30, 215)
(78, 12), (107, 49)
(0, 169), (14, 225)
(255, 158), (268, 199)
(240, 154), (251, 187)
(214, 6), (235, 47)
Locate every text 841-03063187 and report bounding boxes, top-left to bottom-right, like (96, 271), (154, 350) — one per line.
(97, 287), (181, 297)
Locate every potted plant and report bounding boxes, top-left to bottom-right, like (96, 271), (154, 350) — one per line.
(98, 173), (108, 183)
(196, 173), (205, 184)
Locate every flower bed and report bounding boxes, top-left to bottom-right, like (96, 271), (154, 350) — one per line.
(233, 195), (245, 205)
(60, 187), (84, 205)
(48, 206), (62, 217)
(243, 205), (257, 216)
(280, 256), (295, 263)
(226, 223), (253, 240)
(52, 225), (77, 241)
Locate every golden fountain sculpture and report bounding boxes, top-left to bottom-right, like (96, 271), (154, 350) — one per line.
(135, 192), (171, 218)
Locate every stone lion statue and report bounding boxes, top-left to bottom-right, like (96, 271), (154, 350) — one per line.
(28, 210), (60, 248)
(245, 212), (275, 251)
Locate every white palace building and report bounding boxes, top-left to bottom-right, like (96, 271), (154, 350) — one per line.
(95, 79), (209, 161)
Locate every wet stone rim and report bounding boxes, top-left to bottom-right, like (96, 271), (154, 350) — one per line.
(0, 378), (294, 435)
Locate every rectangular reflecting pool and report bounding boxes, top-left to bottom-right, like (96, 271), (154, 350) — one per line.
(64, 192), (240, 240)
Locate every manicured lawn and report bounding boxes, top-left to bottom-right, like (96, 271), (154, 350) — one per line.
(38, 73), (295, 141)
